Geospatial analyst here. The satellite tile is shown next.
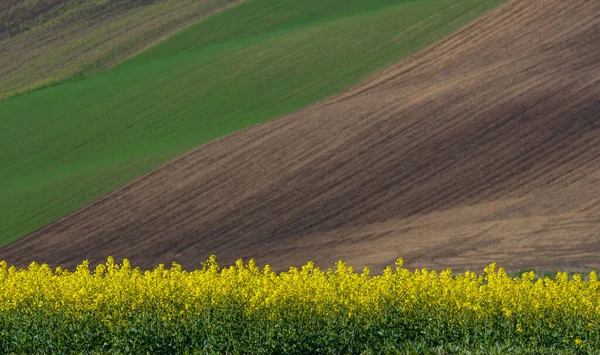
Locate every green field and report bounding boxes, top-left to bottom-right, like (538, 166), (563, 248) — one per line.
(0, 0), (240, 100)
(0, 0), (505, 247)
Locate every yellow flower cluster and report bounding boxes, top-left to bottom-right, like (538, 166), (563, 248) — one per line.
(0, 256), (597, 353)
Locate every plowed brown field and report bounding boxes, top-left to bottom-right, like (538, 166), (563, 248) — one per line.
(2, 0), (599, 272)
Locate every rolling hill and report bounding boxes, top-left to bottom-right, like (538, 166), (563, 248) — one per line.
(0, 0), (242, 100)
(0, 0), (503, 248)
(2, 0), (598, 272)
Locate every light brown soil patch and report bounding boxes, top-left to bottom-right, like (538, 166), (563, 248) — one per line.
(2, 0), (599, 273)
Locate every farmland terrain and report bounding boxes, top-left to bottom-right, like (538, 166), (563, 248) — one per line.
(0, 0), (503, 248)
(0, 0), (242, 100)
(3, 0), (598, 272)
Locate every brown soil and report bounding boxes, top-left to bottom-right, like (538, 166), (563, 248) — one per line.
(2, 0), (600, 273)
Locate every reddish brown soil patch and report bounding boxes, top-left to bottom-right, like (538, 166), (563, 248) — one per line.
(2, 0), (600, 273)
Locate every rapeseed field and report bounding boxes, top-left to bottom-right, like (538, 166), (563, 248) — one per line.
(1, 256), (598, 354)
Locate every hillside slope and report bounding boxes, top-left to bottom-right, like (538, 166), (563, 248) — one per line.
(3, 0), (599, 272)
(0, 0), (242, 99)
(0, 0), (502, 248)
